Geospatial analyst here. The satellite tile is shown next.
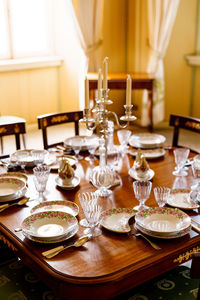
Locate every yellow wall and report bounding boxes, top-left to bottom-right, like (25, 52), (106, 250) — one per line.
(164, 0), (198, 120)
(1, 0), (199, 125)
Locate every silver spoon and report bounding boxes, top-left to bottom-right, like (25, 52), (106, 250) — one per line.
(0, 197), (29, 212)
(42, 235), (90, 259)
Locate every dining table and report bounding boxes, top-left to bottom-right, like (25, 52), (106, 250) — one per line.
(0, 142), (200, 300)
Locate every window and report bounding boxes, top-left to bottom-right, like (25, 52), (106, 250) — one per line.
(0, 0), (54, 60)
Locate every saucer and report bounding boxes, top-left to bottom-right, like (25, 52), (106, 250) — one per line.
(55, 176), (80, 190)
(128, 168), (154, 181)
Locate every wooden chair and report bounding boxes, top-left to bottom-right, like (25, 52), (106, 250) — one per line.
(0, 116), (26, 155)
(169, 114), (200, 151)
(37, 111), (83, 149)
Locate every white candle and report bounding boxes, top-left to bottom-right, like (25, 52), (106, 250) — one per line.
(103, 57), (108, 90)
(84, 77), (89, 109)
(126, 74), (132, 106)
(98, 68), (102, 99)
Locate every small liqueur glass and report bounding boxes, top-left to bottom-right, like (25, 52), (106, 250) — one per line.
(172, 148), (190, 176)
(153, 186), (171, 207)
(78, 191), (102, 237)
(33, 165), (50, 202)
(133, 180), (152, 211)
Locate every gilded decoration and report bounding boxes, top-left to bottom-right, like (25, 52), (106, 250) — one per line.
(173, 246), (200, 263)
(74, 113), (79, 121)
(185, 121), (200, 131)
(174, 118), (179, 127)
(42, 119), (47, 128)
(51, 115), (69, 124)
(0, 234), (17, 252)
(14, 124), (20, 133)
(0, 127), (7, 134)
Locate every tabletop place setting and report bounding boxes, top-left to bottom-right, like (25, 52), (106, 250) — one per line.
(1, 59), (200, 300)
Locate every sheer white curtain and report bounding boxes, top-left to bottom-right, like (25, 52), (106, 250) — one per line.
(141, 0), (180, 126)
(71, 0), (104, 73)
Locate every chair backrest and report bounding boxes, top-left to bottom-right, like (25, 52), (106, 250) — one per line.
(169, 114), (200, 151)
(0, 116), (26, 154)
(37, 111), (83, 149)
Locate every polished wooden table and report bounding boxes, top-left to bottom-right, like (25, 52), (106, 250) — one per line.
(88, 72), (155, 131)
(0, 150), (200, 300)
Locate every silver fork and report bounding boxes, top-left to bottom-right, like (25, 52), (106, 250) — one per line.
(131, 224), (161, 251)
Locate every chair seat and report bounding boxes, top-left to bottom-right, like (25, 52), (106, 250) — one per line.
(0, 116), (26, 125)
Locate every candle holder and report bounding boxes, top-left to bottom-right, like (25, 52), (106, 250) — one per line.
(80, 87), (136, 156)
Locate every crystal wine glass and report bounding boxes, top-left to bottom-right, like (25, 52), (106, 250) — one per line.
(15, 150), (30, 171)
(133, 180), (152, 211)
(33, 165), (50, 202)
(79, 191), (98, 227)
(153, 186), (171, 207)
(78, 191), (102, 237)
(172, 148), (190, 176)
(117, 129), (132, 154)
(31, 149), (47, 166)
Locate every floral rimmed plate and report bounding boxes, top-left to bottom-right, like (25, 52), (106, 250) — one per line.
(128, 168), (154, 181)
(55, 176), (80, 190)
(129, 133), (166, 149)
(100, 208), (137, 233)
(21, 211), (78, 240)
(0, 177), (26, 200)
(31, 200), (79, 216)
(135, 223), (191, 239)
(0, 172), (28, 183)
(23, 225), (79, 244)
(135, 207), (191, 235)
(128, 148), (166, 159)
(167, 189), (199, 210)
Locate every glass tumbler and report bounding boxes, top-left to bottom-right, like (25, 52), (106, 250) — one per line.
(153, 187), (171, 207)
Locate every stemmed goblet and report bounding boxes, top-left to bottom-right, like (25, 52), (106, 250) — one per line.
(153, 186), (171, 207)
(133, 180), (152, 211)
(69, 138), (83, 160)
(172, 148), (190, 176)
(117, 129), (132, 154)
(78, 191), (102, 237)
(33, 165), (50, 203)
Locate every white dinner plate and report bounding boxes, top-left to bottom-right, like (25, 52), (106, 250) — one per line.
(129, 133), (166, 149)
(128, 168), (154, 181)
(23, 224), (79, 244)
(167, 189), (199, 210)
(0, 177), (26, 200)
(21, 211), (78, 240)
(128, 148), (166, 159)
(135, 223), (191, 239)
(55, 176), (80, 190)
(31, 200), (79, 216)
(135, 207), (191, 235)
(64, 135), (99, 151)
(100, 208), (136, 233)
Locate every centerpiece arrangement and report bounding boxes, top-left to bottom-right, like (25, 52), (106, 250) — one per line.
(80, 57), (136, 196)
